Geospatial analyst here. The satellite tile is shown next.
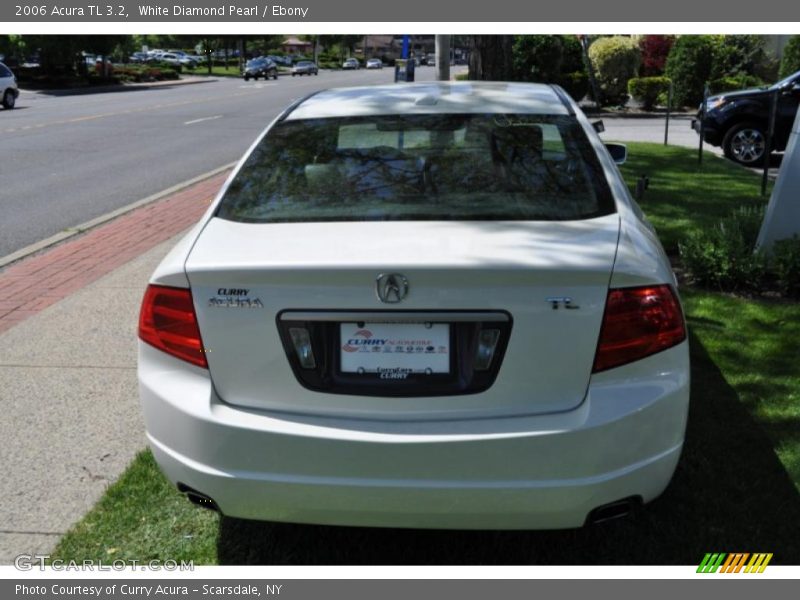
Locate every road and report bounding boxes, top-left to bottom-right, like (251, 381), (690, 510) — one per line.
(1, 67), (446, 258)
(1, 71), (714, 258)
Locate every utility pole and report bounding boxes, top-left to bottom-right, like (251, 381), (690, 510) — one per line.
(435, 35), (450, 81)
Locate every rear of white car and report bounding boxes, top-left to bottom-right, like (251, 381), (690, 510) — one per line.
(138, 82), (689, 529)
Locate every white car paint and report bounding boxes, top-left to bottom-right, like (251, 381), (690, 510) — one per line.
(138, 82), (690, 529)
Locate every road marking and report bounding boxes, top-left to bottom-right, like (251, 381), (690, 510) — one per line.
(0, 89), (261, 135)
(184, 115), (222, 125)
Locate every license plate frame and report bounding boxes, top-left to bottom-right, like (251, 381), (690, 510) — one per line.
(339, 322), (451, 377)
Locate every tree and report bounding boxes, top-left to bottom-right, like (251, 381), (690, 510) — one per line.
(468, 35), (514, 81)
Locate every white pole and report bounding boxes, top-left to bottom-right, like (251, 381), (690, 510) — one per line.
(756, 106), (800, 251)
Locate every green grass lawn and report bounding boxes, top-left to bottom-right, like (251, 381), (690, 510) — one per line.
(50, 143), (800, 565)
(619, 142), (772, 254)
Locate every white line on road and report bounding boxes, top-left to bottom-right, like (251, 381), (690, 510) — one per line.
(184, 115), (223, 125)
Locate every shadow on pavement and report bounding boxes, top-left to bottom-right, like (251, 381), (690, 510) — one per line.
(216, 332), (800, 565)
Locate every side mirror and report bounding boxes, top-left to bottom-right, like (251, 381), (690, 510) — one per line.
(605, 143), (628, 165)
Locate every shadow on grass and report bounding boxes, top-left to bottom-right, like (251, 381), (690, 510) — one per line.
(216, 332), (800, 565)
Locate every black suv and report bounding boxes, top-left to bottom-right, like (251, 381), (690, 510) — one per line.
(243, 58), (278, 81)
(692, 69), (800, 165)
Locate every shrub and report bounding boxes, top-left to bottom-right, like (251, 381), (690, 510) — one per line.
(588, 36), (641, 106)
(558, 72), (589, 102)
(639, 35), (674, 76)
(665, 35), (715, 107)
(779, 35), (800, 79)
(709, 74), (765, 94)
(710, 35), (767, 81)
(771, 236), (800, 298)
(628, 76), (671, 110)
(679, 205), (767, 292)
(513, 35), (564, 83)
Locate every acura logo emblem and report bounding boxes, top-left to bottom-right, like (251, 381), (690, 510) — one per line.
(376, 273), (409, 304)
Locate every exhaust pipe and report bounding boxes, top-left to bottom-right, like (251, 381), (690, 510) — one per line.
(177, 483), (220, 512)
(586, 496), (640, 525)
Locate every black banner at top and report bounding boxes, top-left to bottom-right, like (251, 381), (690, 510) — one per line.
(2, 0), (800, 22)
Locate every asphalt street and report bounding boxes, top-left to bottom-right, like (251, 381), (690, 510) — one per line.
(1, 69), (710, 258)
(0, 67), (447, 257)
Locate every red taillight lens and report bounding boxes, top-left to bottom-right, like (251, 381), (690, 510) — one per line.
(593, 284), (686, 373)
(138, 285), (207, 368)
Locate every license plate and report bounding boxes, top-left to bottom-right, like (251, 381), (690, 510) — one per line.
(340, 322), (450, 376)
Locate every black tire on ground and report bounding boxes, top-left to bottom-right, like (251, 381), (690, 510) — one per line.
(722, 121), (769, 166)
(273, 72), (278, 80)
(244, 74), (249, 81)
(2, 90), (15, 109)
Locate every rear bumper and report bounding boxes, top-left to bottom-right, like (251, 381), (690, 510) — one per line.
(139, 341), (690, 530)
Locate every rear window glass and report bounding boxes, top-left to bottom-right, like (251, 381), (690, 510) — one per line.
(216, 113), (616, 223)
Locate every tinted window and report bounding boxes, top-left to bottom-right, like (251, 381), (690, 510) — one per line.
(217, 114), (616, 223)
(0, 64), (11, 77)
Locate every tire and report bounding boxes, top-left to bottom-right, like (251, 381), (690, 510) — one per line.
(2, 90), (15, 109)
(272, 72), (278, 80)
(292, 73), (296, 77)
(722, 121), (768, 166)
(244, 74), (249, 81)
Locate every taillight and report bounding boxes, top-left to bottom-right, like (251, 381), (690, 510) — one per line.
(593, 285), (686, 373)
(138, 285), (207, 368)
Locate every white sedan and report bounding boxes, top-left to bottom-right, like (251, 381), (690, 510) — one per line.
(138, 82), (690, 530)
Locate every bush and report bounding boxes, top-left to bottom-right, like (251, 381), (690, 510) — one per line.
(513, 35), (561, 82)
(710, 35), (768, 81)
(588, 36), (641, 106)
(513, 35), (586, 84)
(779, 35), (800, 79)
(558, 72), (589, 102)
(771, 236), (800, 298)
(679, 205), (767, 292)
(665, 35), (715, 107)
(639, 35), (674, 76)
(709, 74), (765, 94)
(628, 76), (671, 110)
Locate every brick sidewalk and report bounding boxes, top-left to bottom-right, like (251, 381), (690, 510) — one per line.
(0, 171), (229, 335)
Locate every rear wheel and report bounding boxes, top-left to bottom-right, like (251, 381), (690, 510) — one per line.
(2, 90), (15, 109)
(723, 122), (768, 166)
(272, 71), (278, 80)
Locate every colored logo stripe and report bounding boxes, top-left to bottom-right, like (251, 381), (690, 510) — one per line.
(697, 553), (772, 573)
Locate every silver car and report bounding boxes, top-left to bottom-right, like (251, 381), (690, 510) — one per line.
(0, 62), (18, 110)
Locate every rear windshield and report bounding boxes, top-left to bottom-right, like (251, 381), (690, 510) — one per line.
(216, 113), (616, 223)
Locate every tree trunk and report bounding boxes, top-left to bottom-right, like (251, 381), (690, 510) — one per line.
(468, 35), (514, 81)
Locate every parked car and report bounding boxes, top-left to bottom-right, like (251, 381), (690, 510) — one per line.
(692, 69), (800, 165)
(243, 58), (278, 81)
(167, 51), (199, 68)
(0, 61), (19, 109)
(291, 61), (318, 76)
(139, 82), (689, 531)
(342, 58), (360, 70)
(128, 52), (149, 64)
(366, 58), (383, 69)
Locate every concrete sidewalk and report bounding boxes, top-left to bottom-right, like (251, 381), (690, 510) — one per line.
(0, 172), (227, 564)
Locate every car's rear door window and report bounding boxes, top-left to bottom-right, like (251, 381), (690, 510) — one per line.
(217, 114), (616, 223)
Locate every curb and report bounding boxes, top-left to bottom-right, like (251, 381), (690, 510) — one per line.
(20, 76), (220, 96)
(0, 162), (235, 271)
